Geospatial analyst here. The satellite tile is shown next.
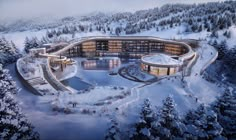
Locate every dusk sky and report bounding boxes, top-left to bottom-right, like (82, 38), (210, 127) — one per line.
(0, 0), (225, 22)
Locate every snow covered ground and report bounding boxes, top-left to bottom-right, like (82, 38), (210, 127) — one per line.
(7, 64), (110, 140)
(130, 26), (211, 40)
(0, 30), (47, 51)
(4, 26), (228, 139)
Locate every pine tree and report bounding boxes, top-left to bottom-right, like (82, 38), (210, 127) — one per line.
(198, 25), (202, 32)
(62, 26), (69, 34)
(130, 99), (155, 140)
(212, 89), (236, 138)
(24, 37), (30, 51)
(105, 119), (121, 140)
(0, 38), (21, 65)
(152, 96), (185, 139)
(226, 31), (231, 38)
(24, 37), (40, 53)
(216, 40), (227, 60)
(184, 104), (224, 139)
(0, 64), (39, 140)
(40, 36), (50, 44)
(115, 27), (121, 36)
(211, 30), (219, 38)
(56, 30), (62, 36)
(224, 48), (236, 69)
(89, 26), (93, 32)
(46, 30), (53, 38)
(223, 31), (228, 37)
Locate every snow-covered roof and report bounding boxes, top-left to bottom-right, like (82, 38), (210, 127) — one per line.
(141, 54), (182, 67)
(42, 43), (53, 46)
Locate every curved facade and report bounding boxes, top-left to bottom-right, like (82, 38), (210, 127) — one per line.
(48, 36), (195, 76)
(141, 54), (183, 76)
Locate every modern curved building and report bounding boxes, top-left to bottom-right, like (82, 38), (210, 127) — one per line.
(141, 54), (183, 76)
(46, 36), (195, 76)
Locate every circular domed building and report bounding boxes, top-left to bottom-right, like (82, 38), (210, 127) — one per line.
(141, 53), (183, 76)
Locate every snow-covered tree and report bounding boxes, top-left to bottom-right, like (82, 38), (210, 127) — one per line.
(130, 99), (155, 140)
(216, 40), (228, 60)
(115, 27), (122, 36)
(212, 89), (236, 138)
(105, 118), (121, 140)
(151, 95), (185, 139)
(211, 30), (219, 38)
(224, 48), (236, 69)
(62, 26), (70, 34)
(0, 37), (21, 66)
(89, 25), (93, 32)
(0, 64), (39, 140)
(184, 104), (224, 139)
(40, 36), (50, 44)
(46, 30), (53, 38)
(24, 37), (41, 53)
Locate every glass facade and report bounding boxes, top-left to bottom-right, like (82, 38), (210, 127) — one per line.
(164, 44), (186, 55)
(65, 39), (186, 58)
(141, 63), (178, 76)
(122, 40), (150, 53)
(108, 40), (122, 53)
(82, 41), (96, 57)
(81, 58), (121, 70)
(96, 40), (109, 51)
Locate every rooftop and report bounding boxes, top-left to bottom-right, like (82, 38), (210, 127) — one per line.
(141, 54), (182, 66)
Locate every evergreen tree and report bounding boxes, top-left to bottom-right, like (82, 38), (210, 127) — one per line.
(223, 31), (228, 37)
(115, 27), (121, 36)
(130, 99), (155, 140)
(105, 118), (121, 140)
(78, 25), (85, 32)
(0, 64), (39, 140)
(216, 40), (228, 60)
(24, 37), (41, 53)
(89, 26), (93, 32)
(0, 38), (21, 65)
(224, 48), (236, 69)
(211, 30), (219, 38)
(56, 30), (62, 36)
(198, 25), (202, 32)
(191, 24), (198, 32)
(46, 30), (53, 38)
(226, 31), (231, 38)
(213, 89), (236, 138)
(184, 104), (224, 139)
(62, 26), (69, 34)
(40, 36), (50, 44)
(152, 96), (185, 139)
